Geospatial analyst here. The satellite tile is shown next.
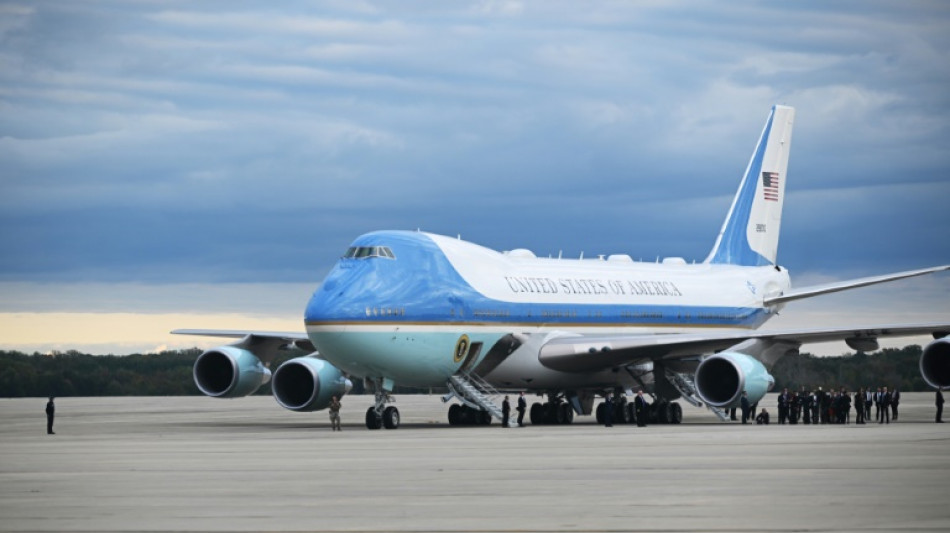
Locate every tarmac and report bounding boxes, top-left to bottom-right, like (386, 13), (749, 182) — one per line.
(0, 392), (947, 533)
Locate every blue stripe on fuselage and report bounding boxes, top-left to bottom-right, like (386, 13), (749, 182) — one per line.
(304, 231), (769, 329)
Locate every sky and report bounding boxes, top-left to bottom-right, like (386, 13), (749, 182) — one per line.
(0, 1), (948, 356)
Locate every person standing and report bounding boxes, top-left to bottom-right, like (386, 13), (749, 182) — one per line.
(936, 389), (944, 423)
(45, 396), (55, 435)
(501, 395), (511, 428)
(879, 386), (891, 424)
(854, 388), (865, 424)
(801, 387), (812, 425)
(604, 393), (614, 427)
(634, 391), (649, 427)
(777, 388), (789, 424)
(328, 396), (342, 431)
(864, 387), (873, 421)
(874, 387), (882, 422)
(891, 387), (900, 421)
(516, 392), (527, 427)
(740, 391), (751, 424)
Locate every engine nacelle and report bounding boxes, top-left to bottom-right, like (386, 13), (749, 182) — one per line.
(695, 352), (774, 408)
(193, 346), (271, 398)
(272, 356), (352, 412)
(920, 337), (950, 390)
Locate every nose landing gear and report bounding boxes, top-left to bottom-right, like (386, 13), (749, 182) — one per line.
(364, 377), (400, 430)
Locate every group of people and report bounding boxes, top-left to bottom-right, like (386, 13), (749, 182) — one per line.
(44, 387), (948, 433)
(769, 386), (905, 425)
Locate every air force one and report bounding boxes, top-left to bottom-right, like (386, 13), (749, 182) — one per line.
(175, 105), (950, 429)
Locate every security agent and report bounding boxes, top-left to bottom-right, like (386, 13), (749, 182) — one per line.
(501, 396), (511, 428)
(516, 392), (527, 427)
(878, 386), (891, 424)
(45, 396), (55, 435)
(634, 391), (649, 427)
(777, 388), (790, 424)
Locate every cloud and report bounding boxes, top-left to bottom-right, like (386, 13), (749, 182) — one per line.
(0, 1), (946, 335)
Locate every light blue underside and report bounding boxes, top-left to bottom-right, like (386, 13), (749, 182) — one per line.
(304, 231), (769, 384)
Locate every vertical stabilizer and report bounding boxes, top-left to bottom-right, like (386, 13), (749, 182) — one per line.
(705, 105), (795, 266)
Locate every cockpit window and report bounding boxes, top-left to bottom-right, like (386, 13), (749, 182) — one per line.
(343, 246), (396, 260)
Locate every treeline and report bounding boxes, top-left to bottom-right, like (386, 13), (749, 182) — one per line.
(771, 345), (927, 392)
(0, 345), (933, 398)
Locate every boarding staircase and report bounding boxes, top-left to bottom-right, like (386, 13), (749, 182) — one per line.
(665, 369), (730, 422)
(446, 371), (516, 427)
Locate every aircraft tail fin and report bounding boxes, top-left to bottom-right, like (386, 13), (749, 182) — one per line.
(705, 105), (795, 266)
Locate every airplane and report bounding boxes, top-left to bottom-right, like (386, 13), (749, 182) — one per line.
(174, 105), (950, 429)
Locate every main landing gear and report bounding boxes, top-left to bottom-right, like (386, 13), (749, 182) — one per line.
(447, 403), (493, 426)
(364, 378), (400, 430)
(529, 396), (575, 425)
(595, 398), (683, 425)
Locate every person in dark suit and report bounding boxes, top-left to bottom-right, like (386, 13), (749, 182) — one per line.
(740, 390), (751, 424)
(777, 388), (789, 424)
(604, 393), (614, 427)
(936, 389), (944, 423)
(755, 408), (770, 425)
(891, 387), (900, 420)
(45, 396), (55, 435)
(516, 392), (527, 427)
(854, 388), (865, 424)
(798, 385), (814, 424)
(501, 396), (511, 428)
(634, 391), (649, 427)
(874, 387), (882, 422)
(879, 386), (891, 424)
(864, 387), (873, 421)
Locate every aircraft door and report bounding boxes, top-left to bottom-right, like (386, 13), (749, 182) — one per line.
(453, 334), (483, 374)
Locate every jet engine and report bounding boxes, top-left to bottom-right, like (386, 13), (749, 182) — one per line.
(193, 346), (271, 398)
(695, 352), (774, 408)
(272, 356), (352, 412)
(920, 337), (950, 390)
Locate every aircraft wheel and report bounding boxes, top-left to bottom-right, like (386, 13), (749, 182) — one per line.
(655, 402), (670, 424)
(595, 402), (605, 424)
(448, 404), (462, 425)
(625, 403), (637, 425)
(459, 405), (475, 425)
(559, 403), (574, 424)
(365, 407), (382, 430)
(617, 402), (632, 424)
(530, 402), (543, 425)
(479, 409), (492, 425)
(383, 406), (400, 429)
(669, 402), (683, 424)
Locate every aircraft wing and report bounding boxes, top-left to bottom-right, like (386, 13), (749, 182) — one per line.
(538, 323), (950, 373)
(171, 329), (315, 353)
(763, 265), (949, 306)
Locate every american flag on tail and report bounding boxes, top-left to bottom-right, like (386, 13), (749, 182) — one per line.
(762, 171), (779, 201)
